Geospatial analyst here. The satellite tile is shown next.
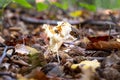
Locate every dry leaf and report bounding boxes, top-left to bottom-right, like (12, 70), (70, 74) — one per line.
(71, 60), (100, 72)
(87, 35), (113, 42)
(103, 67), (120, 80)
(15, 44), (30, 54)
(69, 10), (83, 17)
(80, 60), (100, 80)
(86, 41), (120, 50)
(25, 67), (49, 80)
(36, 0), (45, 3)
(104, 53), (120, 67)
(0, 36), (5, 43)
(26, 46), (39, 55)
(79, 60), (100, 72)
(116, 38), (120, 42)
(0, 63), (10, 70)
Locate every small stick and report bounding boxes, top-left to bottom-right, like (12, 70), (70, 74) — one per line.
(0, 72), (16, 78)
(109, 12), (120, 32)
(56, 51), (60, 64)
(87, 57), (105, 60)
(109, 24), (112, 40)
(20, 16), (80, 25)
(0, 46), (8, 64)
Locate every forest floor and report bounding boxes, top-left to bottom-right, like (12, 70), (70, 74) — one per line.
(0, 7), (120, 80)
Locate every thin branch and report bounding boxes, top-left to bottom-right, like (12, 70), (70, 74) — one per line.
(0, 46), (8, 64)
(0, 72), (16, 78)
(20, 16), (80, 25)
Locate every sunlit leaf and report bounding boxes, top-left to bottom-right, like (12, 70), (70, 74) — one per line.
(52, 1), (68, 10)
(26, 46), (39, 55)
(71, 64), (79, 70)
(0, 0), (12, 8)
(62, 0), (68, 10)
(36, 0), (45, 3)
(52, 2), (62, 9)
(116, 38), (120, 42)
(71, 60), (100, 72)
(36, 2), (48, 11)
(13, 0), (32, 8)
(79, 2), (96, 11)
(80, 60), (100, 72)
(95, 0), (120, 9)
(69, 10), (83, 17)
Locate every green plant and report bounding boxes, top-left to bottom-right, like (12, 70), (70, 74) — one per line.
(36, 2), (48, 11)
(52, 0), (69, 10)
(0, 0), (33, 16)
(0, 0), (69, 12)
(95, 0), (120, 9)
(0, 0), (12, 8)
(0, 0), (32, 9)
(79, 2), (96, 11)
(13, 0), (32, 8)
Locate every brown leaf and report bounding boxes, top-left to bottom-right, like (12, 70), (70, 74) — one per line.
(103, 67), (120, 80)
(5, 35), (35, 46)
(86, 41), (120, 50)
(103, 53), (120, 67)
(87, 35), (113, 43)
(26, 67), (49, 80)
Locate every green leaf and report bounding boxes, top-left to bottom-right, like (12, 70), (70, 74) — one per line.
(79, 3), (96, 11)
(69, 10), (83, 17)
(36, 2), (48, 11)
(95, 0), (120, 9)
(0, 0), (12, 8)
(53, 2), (62, 9)
(13, 0), (32, 8)
(52, 2), (68, 10)
(62, 0), (68, 10)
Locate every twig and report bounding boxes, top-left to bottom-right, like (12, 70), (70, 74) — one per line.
(81, 19), (116, 27)
(0, 43), (15, 64)
(75, 56), (105, 62)
(56, 51), (60, 64)
(109, 12), (118, 25)
(108, 24), (112, 40)
(87, 57), (105, 60)
(20, 16), (80, 25)
(0, 46), (8, 64)
(109, 12), (120, 32)
(0, 72), (16, 78)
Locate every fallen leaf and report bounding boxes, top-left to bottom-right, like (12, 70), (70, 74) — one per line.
(69, 10), (83, 17)
(86, 41), (120, 50)
(15, 44), (30, 54)
(103, 53), (120, 67)
(26, 46), (39, 55)
(79, 60), (100, 72)
(103, 67), (120, 80)
(71, 60), (100, 72)
(116, 38), (120, 42)
(87, 35), (113, 42)
(26, 67), (49, 80)
(0, 36), (5, 43)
